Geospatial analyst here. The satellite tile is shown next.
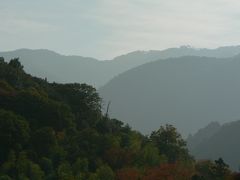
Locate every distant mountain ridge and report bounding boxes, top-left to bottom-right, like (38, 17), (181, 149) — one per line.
(187, 120), (240, 170)
(187, 122), (221, 152)
(99, 54), (240, 136)
(1, 45), (240, 87)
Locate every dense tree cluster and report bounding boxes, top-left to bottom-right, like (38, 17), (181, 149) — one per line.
(0, 58), (238, 179)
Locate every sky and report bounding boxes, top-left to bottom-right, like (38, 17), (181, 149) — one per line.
(1, 0), (240, 59)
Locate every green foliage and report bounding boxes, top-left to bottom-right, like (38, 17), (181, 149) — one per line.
(193, 158), (231, 179)
(150, 124), (192, 163)
(39, 157), (54, 175)
(57, 162), (74, 180)
(95, 165), (115, 180)
(211, 158), (231, 179)
(31, 127), (57, 156)
(0, 80), (15, 94)
(71, 157), (91, 179)
(8, 58), (23, 70)
(0, 175), (12, 180)
(138, 143), (164, 167)
(50, 83), (101, 129)
(0, 109), (30, 162)
(0, 57), (4, 63)
(0, 58), (235, 179)
(1, 152), (45, 180)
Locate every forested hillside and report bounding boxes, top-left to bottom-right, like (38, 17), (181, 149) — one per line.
(188, 120), (240, 170)
(0, 57), (238, 179)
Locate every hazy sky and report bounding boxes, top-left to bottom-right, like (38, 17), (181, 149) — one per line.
(1, 0), (240, 59)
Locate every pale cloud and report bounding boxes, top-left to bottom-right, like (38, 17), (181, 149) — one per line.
(1, 0), (240, 59)
(83, 0), (240, 58)
(0, 17), (56, 34)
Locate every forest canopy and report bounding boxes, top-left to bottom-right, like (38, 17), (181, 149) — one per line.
(0, 58), (237, 179)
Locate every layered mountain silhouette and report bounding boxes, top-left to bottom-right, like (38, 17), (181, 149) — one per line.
(99, 54), (240, 136)
(187, 120), (240, 170)
(3, 46), (240, 170)
(1, 46), (240, 87)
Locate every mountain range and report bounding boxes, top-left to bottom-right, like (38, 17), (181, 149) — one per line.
(187, 120), (240, 170)
(2, 46), (240, 136)
(99, 54), (240, 136)
(3, 45), (240, 170)
(1, 46), (240, 87)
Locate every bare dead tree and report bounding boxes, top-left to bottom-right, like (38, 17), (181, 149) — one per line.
(105, 101), (111, 118)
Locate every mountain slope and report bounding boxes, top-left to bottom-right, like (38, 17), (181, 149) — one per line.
(0, 49), (104, 87)
(1, 46), (240, 87)
(0, 58), (197, 179)
(187, 120), (240, 170)
(99, 55), (240, 136)
(187, 122), (221, 151)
